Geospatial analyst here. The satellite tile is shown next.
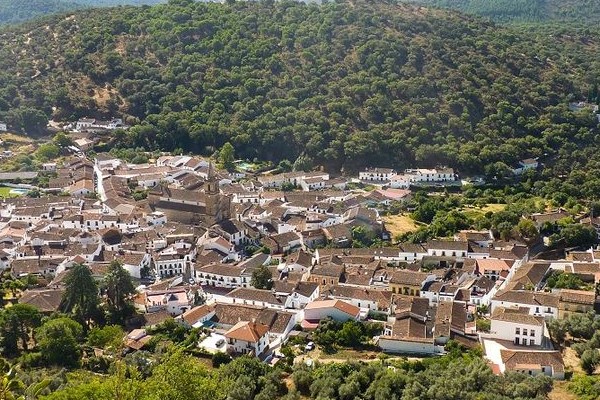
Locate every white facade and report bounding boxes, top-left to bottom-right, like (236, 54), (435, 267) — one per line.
(359, 168), (395, 182)
(378, 337), (444, 355)
(303, 302), (359, 322)
(123, 253), (152, 279)
(489, 318), (544, 346)
(227, 335), (269, 356)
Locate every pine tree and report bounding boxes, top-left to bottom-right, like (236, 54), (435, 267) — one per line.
(60, 263), (100, 330)
(104, 260), (136, 323)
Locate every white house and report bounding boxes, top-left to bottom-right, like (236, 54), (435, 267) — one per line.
(195, 263), (245, 288)
(118, 252), (152, 279)
(359, 168), (396, 182)
(426, 240), (468, 259)
(405, 168), (455, 184)
(154, 242), (196, 278)
(224, 321), (270, 357)
(303, 299), (360, 322)
(513, 159), (539, 175)
(176, 304), (215, 328)
(225, 287), (286, 310)
(490, 290), (559, 319)
(476, 258), (511, 282)
(489, 307), (545, 346)
(142, 289), (191, 316)
(276, 281), (320, 309)
(146, 211), (167, 226)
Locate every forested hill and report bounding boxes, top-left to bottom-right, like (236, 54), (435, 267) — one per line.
(0, 0), (165, 25)
(403, 0), (600, 24)
(1, 0), (599, 173)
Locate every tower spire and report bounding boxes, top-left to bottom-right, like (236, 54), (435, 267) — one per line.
(208, 160), (215, 181)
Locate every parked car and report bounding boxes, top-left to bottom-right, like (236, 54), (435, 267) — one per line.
(216, 338), (225, 347)
(304, 341), (315, 351)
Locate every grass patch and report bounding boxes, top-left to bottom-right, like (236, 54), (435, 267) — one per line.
(0, 186), (23, 198)
(480, 203), (506, 213)
(318, 347), (381, 360)
(383, 214), (419, 237)
(0, 132), (34, 144)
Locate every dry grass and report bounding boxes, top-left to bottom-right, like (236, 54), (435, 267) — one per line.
(548, 380), (577, 400)
(0, 133), (34, 144)
(480, 203), (506, 213)
(563, 347), (583, 374)
(383, 214), (419, 237)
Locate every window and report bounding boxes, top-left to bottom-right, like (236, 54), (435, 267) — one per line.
(523, 329), (527, 336)
(515, 328), (520, 335)
(531, 330), (535, 337)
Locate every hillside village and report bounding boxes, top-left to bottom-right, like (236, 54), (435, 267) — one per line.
(0, 144), (598, 380)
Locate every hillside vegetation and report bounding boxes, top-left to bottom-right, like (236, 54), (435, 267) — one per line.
(0, 0), (599, 178)
(404, 0), (600, 24)
(0, 0), (165, 25)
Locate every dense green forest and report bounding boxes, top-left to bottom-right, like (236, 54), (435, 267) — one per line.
(0, 0), (165, 25)
(404, 0), (600, 24)
(0, 0), (599, 177)
(2, 343), (556, 400)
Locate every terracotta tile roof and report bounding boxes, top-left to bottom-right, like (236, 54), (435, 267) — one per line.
(392, 295), (430, 319)
(389, 317), (428, 340)
(197, 263), (244, 277)
(493, 290), (559, 308)
(326, 285), (392, 309)
(224, 321), (269, 343)
(559, 289), (596, 305)
(500, 350), (564, 373)
(19, 288), (64, 313)
(477, 258), (510, 272)
(181, 305), (214, 325)
(426, 240), (469, 251)
(227, 287), (286, 306)
(304, 299), (360, 317)
(492, 307), (544, 326)
(311, 264), (344, 278)
(511, 262), (550, 287)
(390, 270), (428, 286)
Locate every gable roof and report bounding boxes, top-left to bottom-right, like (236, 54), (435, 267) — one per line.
(559, 289), (597, 305)
(224, 320), (269, 343)
(492, 307), (544, 326)
(500, 350), (564, 373)
(304, 299), (360, 317)
(180, 305), (214, 325)
(493, 290), (559, 308)
(19, 288), (64, 313)
(390, 270), (428, 286)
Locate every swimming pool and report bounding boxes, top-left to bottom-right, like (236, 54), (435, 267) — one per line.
(9, 188), (29, 196)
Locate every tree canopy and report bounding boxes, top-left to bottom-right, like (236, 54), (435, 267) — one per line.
(60, 263), (101, 329)
(0, 0), (597, 179)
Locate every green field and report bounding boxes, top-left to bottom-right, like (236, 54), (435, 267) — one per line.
(0, 186), (23, 198)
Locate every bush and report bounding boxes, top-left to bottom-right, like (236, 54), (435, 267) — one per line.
(19, 352), (43, 369)
(476, 319), (491, 333)
(212, 352), (232, 368)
